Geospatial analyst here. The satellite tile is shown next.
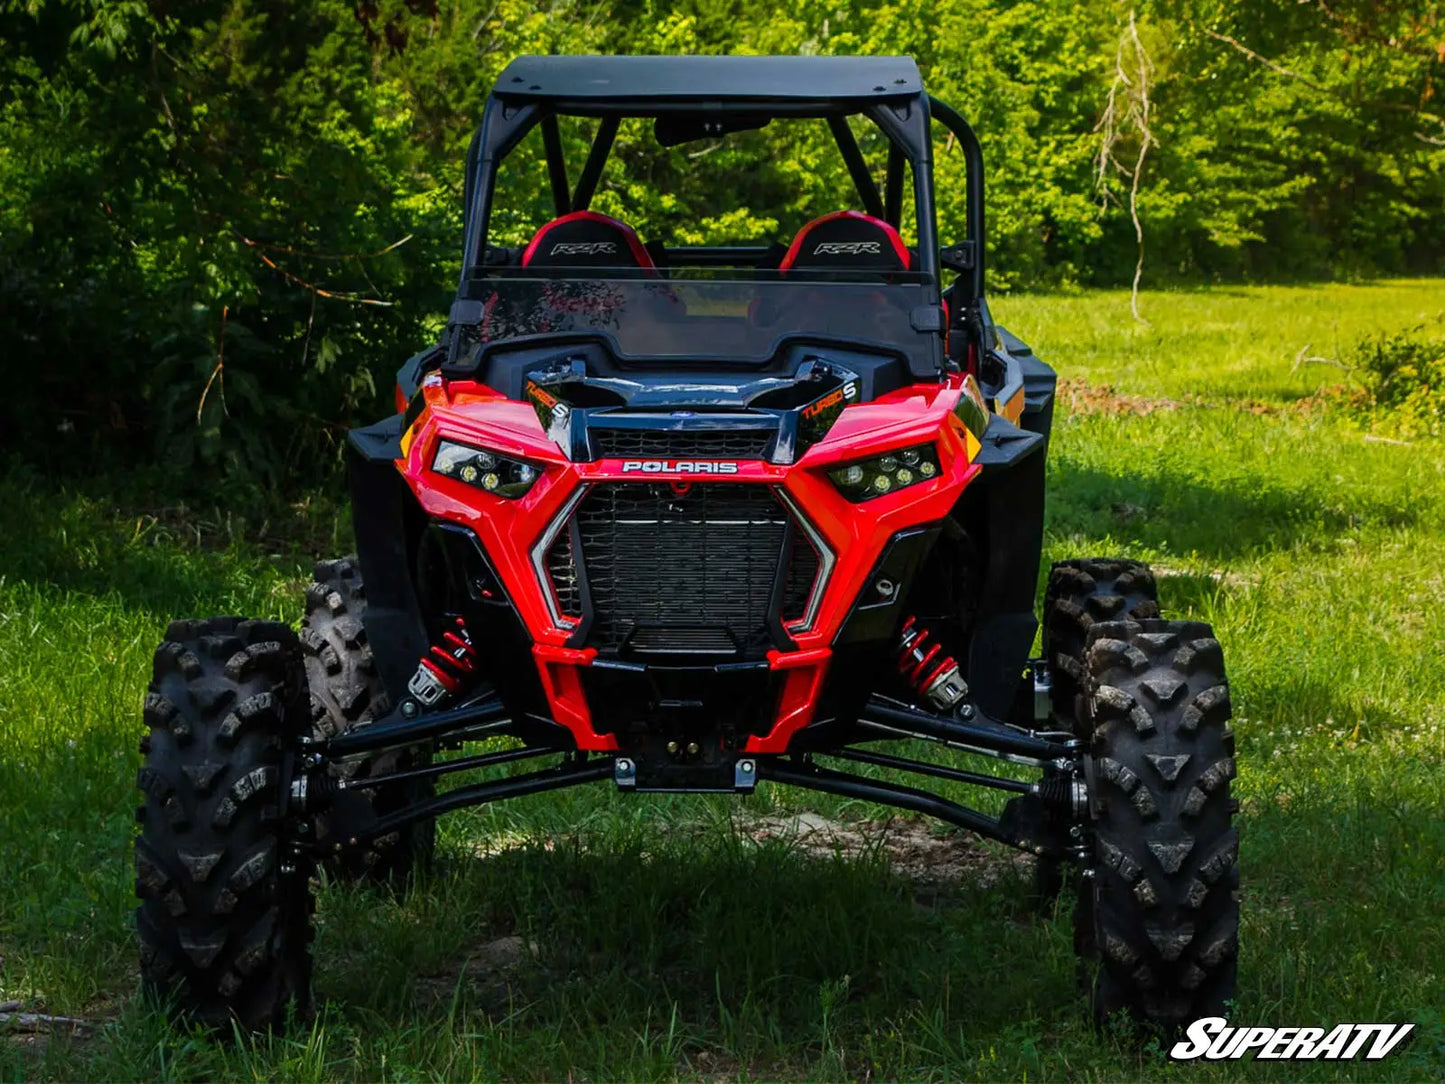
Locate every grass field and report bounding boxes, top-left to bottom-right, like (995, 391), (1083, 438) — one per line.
(2, 280), (1444, 1080)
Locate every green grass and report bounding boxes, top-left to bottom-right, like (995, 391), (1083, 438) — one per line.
(3, 280), (1445, 1080)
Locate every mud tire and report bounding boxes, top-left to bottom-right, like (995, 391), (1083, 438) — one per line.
(1036, 558), (1161, 905)
(302, 556), (434, 883)
(1076, 617), (1239, 1029)
(134, 617), (313, 1030)
(1044, 558), (1160, 733)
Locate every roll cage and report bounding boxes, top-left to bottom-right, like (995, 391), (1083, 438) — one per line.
(455, 55), (987, 323)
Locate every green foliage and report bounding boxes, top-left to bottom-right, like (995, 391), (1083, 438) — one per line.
(1351, 320), (1445, 438)
(0, 0), (1442, 485)
(4, 283), (1445, 1080)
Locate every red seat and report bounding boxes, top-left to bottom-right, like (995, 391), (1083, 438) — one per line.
(779, 210), (913, 274)
(521, 211), (655, 270)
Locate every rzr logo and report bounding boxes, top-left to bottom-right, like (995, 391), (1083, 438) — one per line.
(620, 460), (741, 474)
(813, 241), (881, 256)
(550, 241), (617, 256)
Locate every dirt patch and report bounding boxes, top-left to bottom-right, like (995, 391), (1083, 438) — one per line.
(1057, 378), (1183, 416)
(1152, 563), (1259, 590)
(735, 811), (1033, 890)
(1058, 377), (1349, 419)
(415, 934), (540, 1009)
(1, 999), (100, 1057)
(461, 812), (1035, 892)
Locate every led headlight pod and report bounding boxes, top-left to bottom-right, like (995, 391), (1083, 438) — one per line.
(828, 443), (941, 502)
(432, 439), (541, 500)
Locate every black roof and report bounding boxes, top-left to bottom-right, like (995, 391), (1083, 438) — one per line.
(493, 54), (923, 105)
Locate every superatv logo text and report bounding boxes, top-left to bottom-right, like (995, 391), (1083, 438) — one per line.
(620, 460), (741, 474)
(1170, 1018), (1415, 1062)
(549, 241), (617, 256)
(813, 241), (881, 256)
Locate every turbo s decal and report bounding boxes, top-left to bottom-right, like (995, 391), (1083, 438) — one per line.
(524, 379), (571, 430)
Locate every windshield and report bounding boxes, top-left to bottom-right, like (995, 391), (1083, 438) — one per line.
(466, 276), (940, 369)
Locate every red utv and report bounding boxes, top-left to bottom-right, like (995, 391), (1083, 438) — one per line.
(134, 54), (1239, 1032)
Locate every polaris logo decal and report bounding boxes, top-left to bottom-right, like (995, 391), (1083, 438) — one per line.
(813, 241), (881, 256)
(1169, 1018), (1416, 1062)
(550, 241), (617, 256)
(620, 460), (741, 474)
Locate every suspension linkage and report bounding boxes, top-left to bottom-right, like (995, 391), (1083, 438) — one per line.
(303, 694), (511, 758)
(343, 755), (615, 846)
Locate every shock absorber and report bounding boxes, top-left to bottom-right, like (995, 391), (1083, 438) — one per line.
(406, 616), (480, 709)
(896, 615), (970, 712)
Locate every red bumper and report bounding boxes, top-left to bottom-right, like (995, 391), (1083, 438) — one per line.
(397, 374), (984, 751)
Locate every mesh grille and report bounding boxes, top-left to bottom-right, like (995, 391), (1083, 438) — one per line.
(545, 531), (582, 618)
(590, 428), (772, 461)
(574, 483), (788, 658)
(781, 528), (821, 624)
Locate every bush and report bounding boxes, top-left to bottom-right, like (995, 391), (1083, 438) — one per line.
(1352, 321), (1445, 439)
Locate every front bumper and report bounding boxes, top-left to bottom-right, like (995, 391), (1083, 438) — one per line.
(398, 376), (982, 753)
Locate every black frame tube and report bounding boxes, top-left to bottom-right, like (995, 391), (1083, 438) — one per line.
(352, 757), (613, 845)
(861, 696), (1074, 762)
(926, 96), (984, 302)
(319, 696), (511, 757)
(342, 745), (556, 793)
(761, 759), (1034, 850)
(884, 142), (905, 227)
(821, 746), (1032, 794)
(540, 112), (571, 216)
(572, 115), (620, 210)
(827, 116), (886, 220)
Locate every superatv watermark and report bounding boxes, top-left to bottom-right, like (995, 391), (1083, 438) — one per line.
(1170, 1018), (1415, 1062)
(620, 460), (740, 474)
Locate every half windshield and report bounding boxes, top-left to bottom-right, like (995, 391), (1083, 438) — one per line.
(468, 276), (940, 369)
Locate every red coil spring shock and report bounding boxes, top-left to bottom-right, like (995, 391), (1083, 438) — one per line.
(896, 616), (969, 711)
(406, 617), (479, 708)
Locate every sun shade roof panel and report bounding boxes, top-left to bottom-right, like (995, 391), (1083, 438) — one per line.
(493, 54), (924, 105)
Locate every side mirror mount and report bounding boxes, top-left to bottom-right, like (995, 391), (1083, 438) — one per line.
(940, 241), (976, 272)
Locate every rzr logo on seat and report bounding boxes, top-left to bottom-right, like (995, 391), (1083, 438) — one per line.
(550, 241), (617, 256)
(621, 460), (741, 474)
(813, 241), (882, 256)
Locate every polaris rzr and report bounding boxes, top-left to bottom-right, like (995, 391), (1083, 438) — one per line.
(134, 54), (1239, 1032)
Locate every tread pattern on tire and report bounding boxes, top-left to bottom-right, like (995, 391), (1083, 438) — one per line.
(1044, 558), (1161, 734)
(302, 556), (434, 882)
(135, 617), (313, 1030)
(1082, 617), (1239, 1028)
(1035, 557), (1161, 908)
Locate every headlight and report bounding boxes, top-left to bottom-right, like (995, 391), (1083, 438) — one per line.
(828, 443), (939, 502)
(432, 439), (541, 500)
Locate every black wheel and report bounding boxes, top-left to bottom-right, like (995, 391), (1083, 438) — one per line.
(1044, 558), (1160, 733)
(134, 617), (313, 1030)
(1035, 558), (1160, 905)
(1076, 618), (1239, 1029)
(302, 556), (434, 883)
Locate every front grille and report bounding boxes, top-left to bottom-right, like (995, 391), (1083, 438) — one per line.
(590, 428), (773, 461)
(545, 530), (582, 619)
(570, 483), (790, 658)
(625, 626), (740, 656)
(782, 528), (821, 624)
